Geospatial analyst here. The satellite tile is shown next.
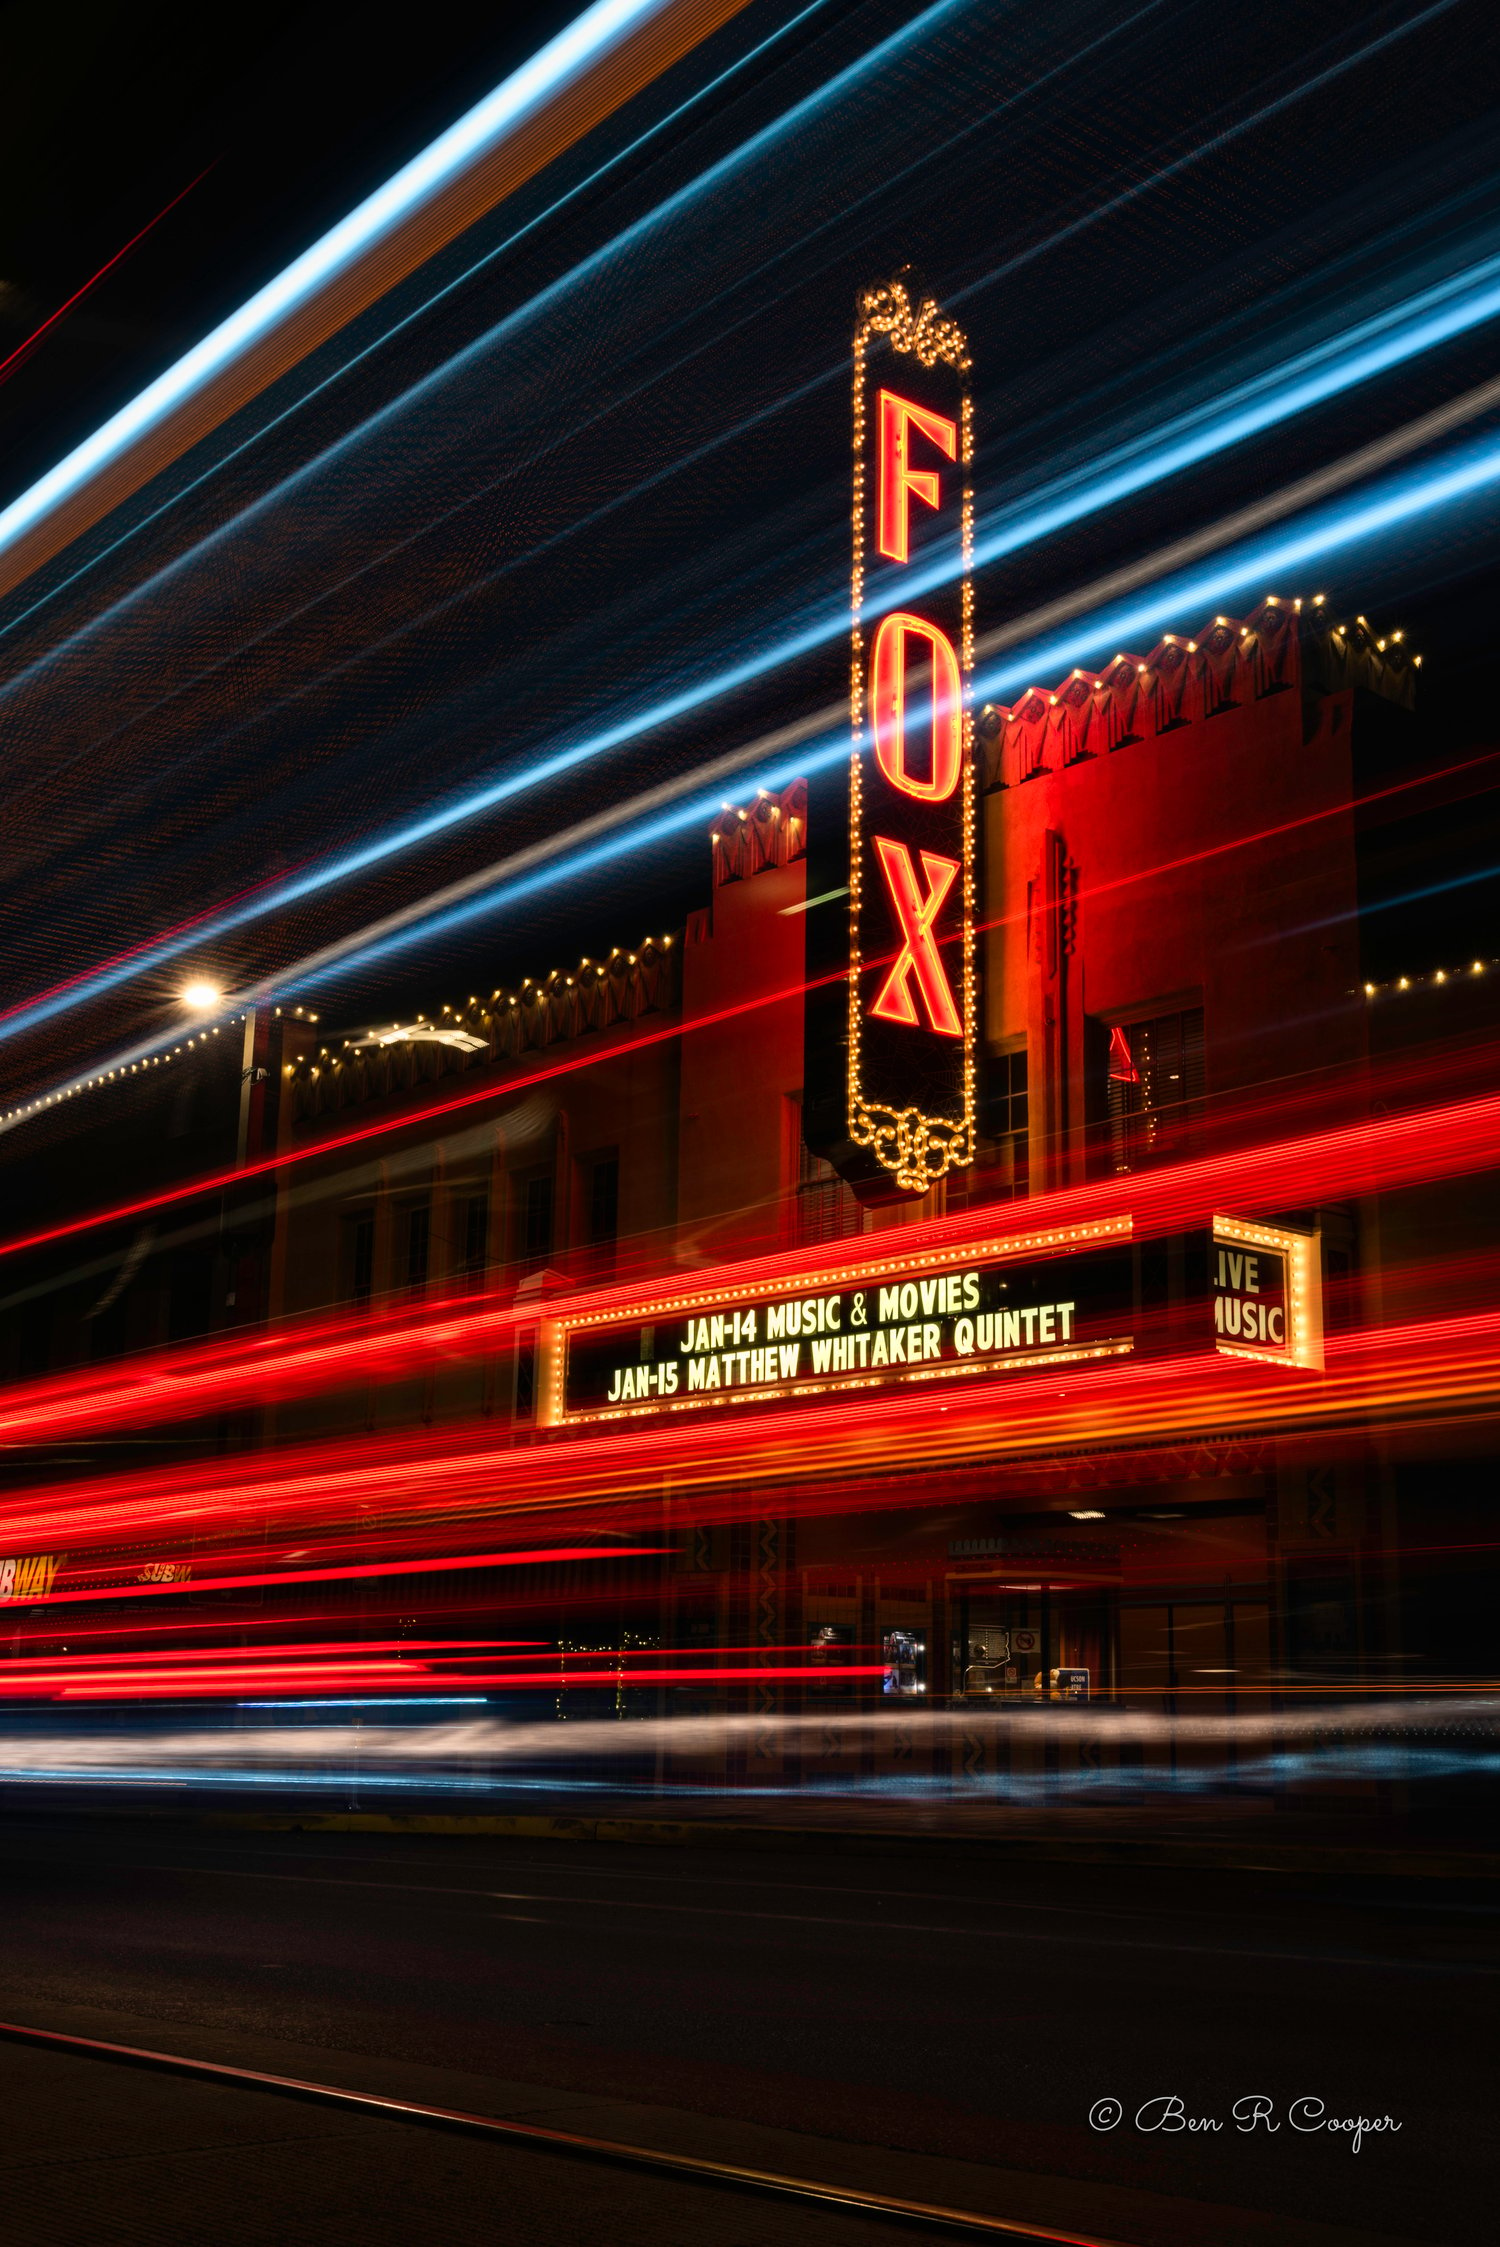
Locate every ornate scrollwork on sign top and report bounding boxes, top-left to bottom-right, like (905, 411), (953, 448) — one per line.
(849, 1095), (973, 1197)
(859, 280), (971, 372)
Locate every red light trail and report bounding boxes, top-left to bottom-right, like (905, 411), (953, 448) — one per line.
(4, 1639), (541, 1667)
(7, 741), (1492, 1256)
(4, 1073), (1500, 1449)
(0, 860), (309, 1030)
(1, 1604), (547, 1649)
(0, 983), (797, 1263)
(0, 1662), (886, 1703)
(0, 1626), (887, 1709)
(0, 170), (212, 393)
(4, 706), (1485, 1180)
(6, 1305), (1500, 1576)
(4, 1545), (671, 1611)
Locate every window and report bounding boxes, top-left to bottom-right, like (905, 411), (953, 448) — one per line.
(1324, 1245), (1353, 1333)
(458, 1193), (489, 1278)
(793, 1101), (862, 1246)
(341, 1211), (375, 1305)
(519, 1172), (553, 1268)
(16, 1306), (52, 1379)
(89, 1297), (129, 1364)
(1118, 1599), (1268, 1695)
(166, 1252), (213, 1343)
(587, 1152), (619, 1248)
(403, 1202), (431, 1292)
(1107, 1008), (1205, 1171)
(982, 1045), (1029, 1196)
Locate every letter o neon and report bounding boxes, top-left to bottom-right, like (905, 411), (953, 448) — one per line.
(871, 611), (963, 802)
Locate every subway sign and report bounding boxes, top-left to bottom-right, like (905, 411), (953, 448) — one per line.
(546, 1220), (1134, 1423)
(0, 1552), (63, 1602)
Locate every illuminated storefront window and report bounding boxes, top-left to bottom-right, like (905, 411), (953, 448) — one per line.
(1107, 1007), (1205, 1171)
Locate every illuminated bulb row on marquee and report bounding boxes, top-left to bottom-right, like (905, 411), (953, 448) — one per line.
(846, 281), (976, 1196)
(539, 1213), (1324, 1423)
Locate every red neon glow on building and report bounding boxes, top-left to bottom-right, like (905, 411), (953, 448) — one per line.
(4, 575), (1488, 1737)
(1107, 1024), (1140, 1083)
(13, 739), (1488, 1277)
(870, 610), (963, 801)
(868, 838), (963, 1033)
(3, 1546), (671, 1611)
(5, 1060), (1500, 1450)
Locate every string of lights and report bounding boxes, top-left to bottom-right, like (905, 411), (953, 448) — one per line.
(285, 936), (675, 1093)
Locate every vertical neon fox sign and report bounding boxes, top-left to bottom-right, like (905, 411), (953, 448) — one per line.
(848, 282), (975, 1193)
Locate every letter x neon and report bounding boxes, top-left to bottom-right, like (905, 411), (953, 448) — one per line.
(869, 836), (962, 1035)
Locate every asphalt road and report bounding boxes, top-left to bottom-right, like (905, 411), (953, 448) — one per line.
(0, 1814), (1489, 2247)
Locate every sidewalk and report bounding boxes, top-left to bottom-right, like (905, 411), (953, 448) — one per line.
(208, 1791), (1500, 1882)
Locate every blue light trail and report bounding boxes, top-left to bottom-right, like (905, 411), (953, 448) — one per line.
(141, 413), (1500, 990)
(0, 0), (676, 573)
(0, 0), (969, 712)
(974, 419), (1500, 707)
(0, 0), (978, 1036)
(0, 0), (836, 650)
(958, 249), (1500, 593)
(239, 1696), (491, 1708)
(10, 393), (1500, 1130)
(3, 0), (1495, 1073)
(6, 222), (1498, 1056)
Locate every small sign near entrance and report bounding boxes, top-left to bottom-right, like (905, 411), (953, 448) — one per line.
(883, 1630), (926, 1696)
(1214, 1239), (1288, 1352)
(1211, 1216), (1323, 1370)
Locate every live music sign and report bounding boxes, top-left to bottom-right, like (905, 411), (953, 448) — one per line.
(842, 282), (976, 1196)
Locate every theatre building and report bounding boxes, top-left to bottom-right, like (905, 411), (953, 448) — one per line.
(259, 585), (1435, 1722)
(12, 283), (1486, 1746)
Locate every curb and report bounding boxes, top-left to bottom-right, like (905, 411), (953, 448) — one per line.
(203, 1808), (1499, 1881)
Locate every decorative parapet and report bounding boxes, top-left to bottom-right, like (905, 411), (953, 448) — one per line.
(980, 595), (1418, 790)
(710, 779), (807, 887)
(288, 935), (679, 1124)
(1302, 607), (1421, 702)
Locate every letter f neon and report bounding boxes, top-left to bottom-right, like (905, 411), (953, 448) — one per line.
(877, 391), (957, 563)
